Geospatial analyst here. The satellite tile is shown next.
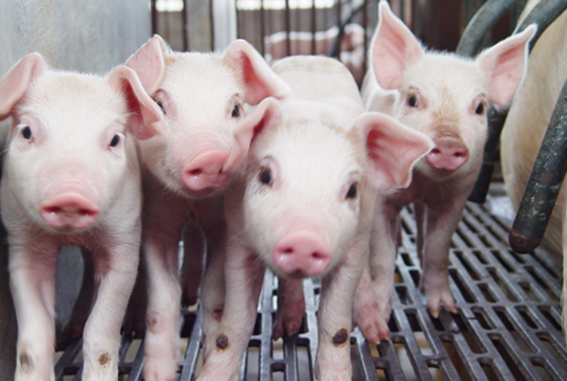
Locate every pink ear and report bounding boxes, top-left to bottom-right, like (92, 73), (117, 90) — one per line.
(223, 97), (281, 173)
(476, 25), (536, 107)
(224, 39), (290, 105)
(353, 112), (434, 192)
(0, 53), (46, 120)
(371, 1), (423, 90)
(125, 35), (168, 95)
(109, 66), (163, 140)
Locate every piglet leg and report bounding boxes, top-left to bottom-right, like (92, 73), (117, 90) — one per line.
(316, 239), (367, 381)
(200, 223), (229, 362)
(197, 238), (265, 381)
(354, 201), (399, 343)
(81, 242), (139, 381)
(419, 196), (466, 317)
(10, 244), (57, 381)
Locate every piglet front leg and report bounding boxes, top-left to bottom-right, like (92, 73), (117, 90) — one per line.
(316, 240), (367, 381)
(10, 243), (58, 381)
(419, 196), (466, 318)
(81, 242), (139, 381)
(354, 201), (399, 343)
(197, 238), (265, 381)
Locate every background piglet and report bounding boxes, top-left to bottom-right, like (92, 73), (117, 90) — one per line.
(263, 23), (366, 84)
(500, 0), (567, 335)
(196, 55), (432, 381)
(356, 1), (535, 343)
(0, 53), (161, 380)
(123, 35), (290, 380)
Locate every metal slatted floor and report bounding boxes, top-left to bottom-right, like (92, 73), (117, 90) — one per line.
(54, 189), (567, 381)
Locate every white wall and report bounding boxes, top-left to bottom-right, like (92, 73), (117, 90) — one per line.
(0, 1), (151, 379)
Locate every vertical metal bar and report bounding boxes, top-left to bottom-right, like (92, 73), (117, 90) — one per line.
(151, 0), (158, 35)
(335, 0), (342, 57)
(260, 0), (266, 56)
(209, 0), (215, 51)
(285, 0), (291, 56)
(311, 0), (317, 54)
(182, 0), (190, 51)
(362, 0), (369, 76)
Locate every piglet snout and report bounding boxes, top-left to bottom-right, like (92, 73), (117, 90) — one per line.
(272, 230), (331, 278)
(426, 135), (469, 171)
(40, 191), (100, 230)
(181, 150), (230, 191)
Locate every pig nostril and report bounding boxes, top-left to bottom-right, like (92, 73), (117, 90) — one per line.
(283, 247), (294, 254)
(189, 169), (202, 176)
(431, 148), (441, 154)
(312, 252), (324, 259)
(46, 207), (61, 214)
(80, 209), (97, 217)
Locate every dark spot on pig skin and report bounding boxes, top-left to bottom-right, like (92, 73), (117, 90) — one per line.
(332, 328), (349, 347)
(147, 310), (164, 333)
(216, 333), (230, 350)
(98, 352), (111, 367)
(19, 352), (33, 372)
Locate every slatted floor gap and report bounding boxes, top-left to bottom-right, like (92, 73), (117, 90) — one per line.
(53, 189), (567, 381)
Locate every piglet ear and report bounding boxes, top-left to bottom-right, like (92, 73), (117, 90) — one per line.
(223, 97), (281, 173)
(476, 24), (536, 107)
(108, 65), (163, 140)
(224, 39), (291, 105)
(0, 53), (46, 120)
(371, 1), (423, 90)
(353, 112), (434, 192)
(125, 35), (168, 95)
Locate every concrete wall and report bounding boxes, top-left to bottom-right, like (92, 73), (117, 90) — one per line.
(0, 1), (151, 379)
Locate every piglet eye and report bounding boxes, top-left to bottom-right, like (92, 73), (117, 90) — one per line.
(475, 102), (485, 115)
(346, 182), (358, 199)
(232, 104), (241, 118)
(21, 126), (32, 140)
(154, 99), (165, 114)
(259, 167), (272, 185)
(407, 95), (418, 108)
(110, 134), (120, 147)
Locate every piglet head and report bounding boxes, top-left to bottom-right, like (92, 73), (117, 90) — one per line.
(370, 1), (535, 180)
(0, 53), (160, 234)
(126, 35), (290, 199)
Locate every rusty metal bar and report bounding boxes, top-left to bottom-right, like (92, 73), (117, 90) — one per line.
(509, 78), (567, 253)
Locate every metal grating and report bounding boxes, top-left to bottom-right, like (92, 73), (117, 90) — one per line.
(54, 189), (567, 380)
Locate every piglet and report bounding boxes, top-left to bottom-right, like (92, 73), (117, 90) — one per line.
(0, 53), (161, 380)
(196, 55), (433, 381)
(355, 1), (535, 343)
(123, 35), (290, 380)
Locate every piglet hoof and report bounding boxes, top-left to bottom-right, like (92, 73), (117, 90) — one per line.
(353, 303), (390, 343)
(273, 309), (304, 340)
(421, 283), (457, 318)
